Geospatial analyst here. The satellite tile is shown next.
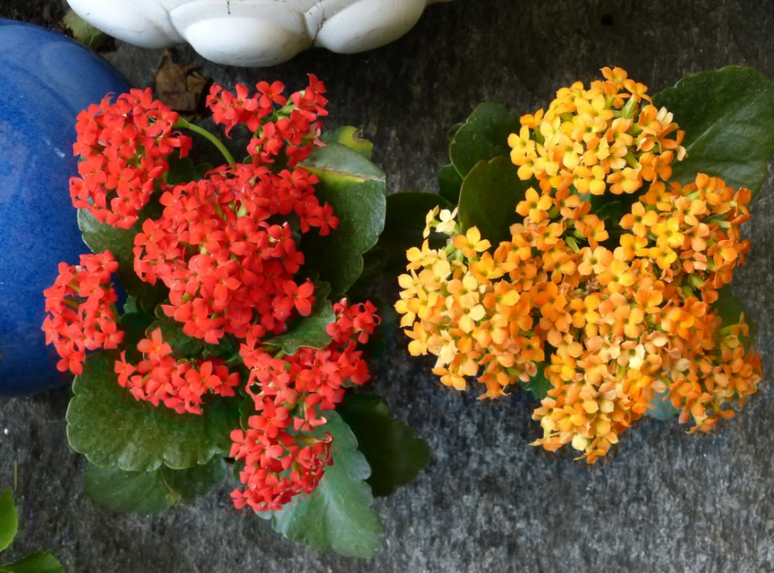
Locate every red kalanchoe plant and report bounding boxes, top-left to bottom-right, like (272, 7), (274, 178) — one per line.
(43, 76), (429, 559)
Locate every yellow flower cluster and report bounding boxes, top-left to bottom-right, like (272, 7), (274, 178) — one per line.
(509, 66), (686, 198)
(396, 69), (761, 463)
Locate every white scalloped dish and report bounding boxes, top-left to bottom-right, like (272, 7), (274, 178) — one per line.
(66, 0), (450, 67)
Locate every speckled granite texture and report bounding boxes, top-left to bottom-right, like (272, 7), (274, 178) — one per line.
(1, 1), (774, 571)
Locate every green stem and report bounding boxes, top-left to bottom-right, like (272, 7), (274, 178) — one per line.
(175, 118), (236, 165)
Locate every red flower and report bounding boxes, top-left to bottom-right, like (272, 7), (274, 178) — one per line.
(41, 251), (123, 375)
(117, 328), (240, 415)
(230, 296), (381, 512)
(69, 89), (191, 229)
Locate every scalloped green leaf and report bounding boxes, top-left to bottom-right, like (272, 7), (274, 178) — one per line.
(0, 489), (17, 552)
(346, 248), (388, 298)
(321, 126), (374, 160)
(83, 457), (226, 514)
(367, 298), (398, 362)
(523, 363), (551, 401)
(712, 285), (757, 347)
(645, 390), (680, 421)
(377, 191), (453, 273)
(653, 66), (774, 195)
(146, 320), (205, 358)
(449, 103), (520, 178)
(339, 395), (430, 497)
(166, 155), (213, 185)
(300, 142), (386, 295)
(268, 412), (383, 558)
(67, 352), (240, 472)
(264, 299), (335, 355)
(166, 154), (196, 185)
(78, 204), (167, 312)
(446, 122), (464, 142)
(116, 312), (155, 364)
(0, 552), (65, 573)
(458, 156), (531, 244)
(122, 296), (139, 314)
(438, 163), (463, 205)
(301, 141), (385, 185)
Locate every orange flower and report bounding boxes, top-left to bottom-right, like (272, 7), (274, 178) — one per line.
(516, 187), (553, 223)
(578, 246), (613, 276)
(399, 71), (760, 465)
(620, 202), (658, 237)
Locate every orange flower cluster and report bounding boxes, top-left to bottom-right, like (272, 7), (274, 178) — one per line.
(397, 70), (762, 463)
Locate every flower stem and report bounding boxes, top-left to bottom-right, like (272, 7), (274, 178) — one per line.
(175, 118), (236, 165)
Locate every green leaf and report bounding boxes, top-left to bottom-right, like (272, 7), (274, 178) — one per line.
(523, 363), (550, 400)
(449, 103), (520, 178)
(300, 142), (386, 295)
(367, 298), (398, 362)
(264, 299), (335, 355)
(201, 334), (240, 360)
(301, 141), (385, 187)
(146, 320), (204, 358)
(122, 296), (139, 314)
(83, 457), (226, 514)
(645, 389), (680, 421)
(377, 191), (453, 273)
(593, 200), (623, 225)
(652, 66), (774, 195)
(712, 285), (757, 346)
(0, 489), (17, 552)
(321, 126), (374, 160)
(166, 154), (196, 185)
(117, 312), (155, 362)
(346, 248), (388, 298)
(67, 352), (240, 471)
(78, 204), (167, 311)
(268, 412), (383, 558)
(166, 155), (213, 184)
(194, 163), (215, 181)
(446, 122), (464, 142)
(338, 395), (430, 497)
(713, 285), (749, 327)
(438, 163), (463, 205)
(0, 552), (65, 573)
(458, 156), (531, 244)
(311, 279), (332, 304)
(63, 9), (108, 50)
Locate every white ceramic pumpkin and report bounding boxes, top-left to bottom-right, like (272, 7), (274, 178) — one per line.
(66, 0), (450, 67)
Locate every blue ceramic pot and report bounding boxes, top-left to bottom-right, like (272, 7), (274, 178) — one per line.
(0, 20), (131, 396)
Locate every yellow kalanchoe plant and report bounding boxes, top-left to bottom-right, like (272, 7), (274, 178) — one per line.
(396, 68), (764, 463)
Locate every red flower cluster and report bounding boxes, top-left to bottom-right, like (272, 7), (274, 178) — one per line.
(69, 89), (192, 229)
(115, 328), (240, 415)
(207, 75), (327, 167)
(131, 77), (336, 347)
(230, 300), (381, 512)
(42, 252), (123, 375)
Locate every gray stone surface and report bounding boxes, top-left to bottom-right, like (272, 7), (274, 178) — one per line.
(2, 0), (774, 571)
